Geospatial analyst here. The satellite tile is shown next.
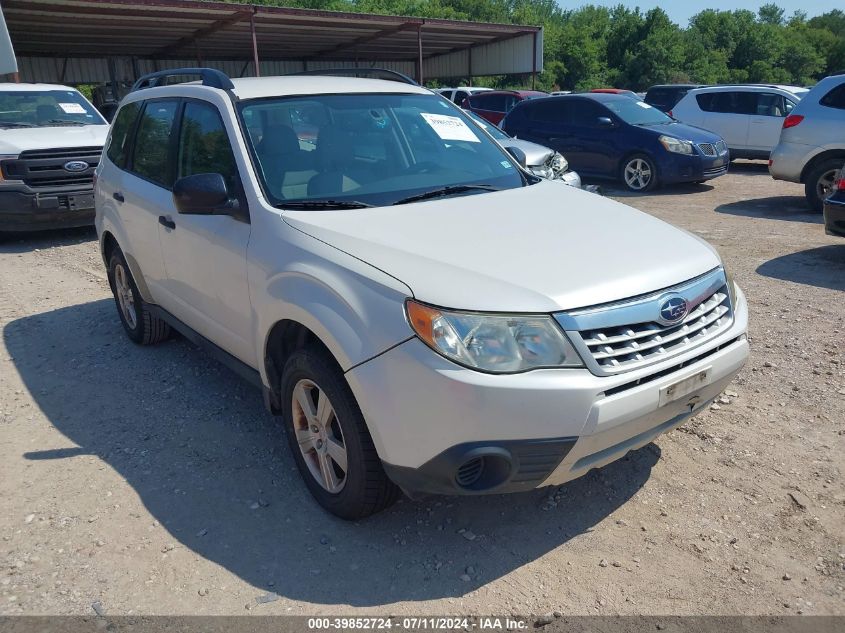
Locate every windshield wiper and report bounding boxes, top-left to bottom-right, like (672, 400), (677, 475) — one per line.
(392, 184), (500, 206)
(40, 119), (86, 126)
(278, 199), (373, 210)
(0, 122), (36, 128)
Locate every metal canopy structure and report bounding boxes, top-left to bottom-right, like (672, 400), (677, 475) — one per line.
(3, 0), (543, 84)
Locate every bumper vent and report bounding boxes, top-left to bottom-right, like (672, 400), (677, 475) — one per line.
(455, 457), (485, 487)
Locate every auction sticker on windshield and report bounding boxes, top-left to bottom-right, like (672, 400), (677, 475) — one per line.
(420, 113), (480, 143)
(59, 103), (87, 114)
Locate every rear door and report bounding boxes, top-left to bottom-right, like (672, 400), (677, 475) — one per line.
(748, 92), (793, 152)
(698, 91), (753, 151)
(119, 98), (180, 302)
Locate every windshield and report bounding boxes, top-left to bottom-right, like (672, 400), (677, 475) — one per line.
(0, 89), (106, 128)
(239, 93), (529, 207)
(604, 99), (673, 126)
(464, 110), (510, 141)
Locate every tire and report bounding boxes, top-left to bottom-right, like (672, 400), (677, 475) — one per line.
(281, 347), (399, 519)
(107, 249), (170, 345)
(805, 159), (841, 213)
(621, 154), (657, 192)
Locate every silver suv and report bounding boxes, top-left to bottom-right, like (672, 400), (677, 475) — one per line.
(95, 68), (749, 519)
(769, 73), (845, 211)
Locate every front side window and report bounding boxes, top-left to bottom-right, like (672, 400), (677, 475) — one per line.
(106, 101), (141, 168)
(756, 93), (787, 117)
(131, 100), (178, 188)
(177, 101), (239, 191)
(0, 89), (106, 128)
(239, 93), (529, 207)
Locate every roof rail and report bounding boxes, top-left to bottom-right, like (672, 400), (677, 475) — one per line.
(287, 68), (418, 86)
(131, 67), (235, 92)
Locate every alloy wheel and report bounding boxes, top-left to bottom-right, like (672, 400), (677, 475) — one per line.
(113, 263), (137, 330)
(817, 168), (837, 201)
(291, 379), (348, 493)
(624, 158), (653, 191)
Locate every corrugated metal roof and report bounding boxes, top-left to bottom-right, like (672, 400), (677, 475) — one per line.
(4, 0), (540, 74)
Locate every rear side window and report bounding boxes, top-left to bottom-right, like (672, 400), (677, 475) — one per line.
(106, 101), (141, 168)
(696, 91), (756, 115)
(471, 94), (506, 112)
(527, 100), (568, 123)
(131, 100), (178, 188)
(820, 83), (845, 110)
(453, 90), (469, 104)
(177, 101), (239, 191)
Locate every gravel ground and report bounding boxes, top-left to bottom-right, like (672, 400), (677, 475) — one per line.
(0, 162), (843, 618)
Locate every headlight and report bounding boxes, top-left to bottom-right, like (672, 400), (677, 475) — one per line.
(528, 164), (554, 179)
(550, 152), (568, 174)
(406, 299), (583, 373)
(659, 135), (694, 155)
(0, 154), (19, 182)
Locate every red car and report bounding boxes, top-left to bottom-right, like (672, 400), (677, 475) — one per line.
(590, 88), (643, 100)
(462, 90), (548, 125)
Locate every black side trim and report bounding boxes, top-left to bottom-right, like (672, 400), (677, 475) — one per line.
(147, 305), (262, 389)
(382, 437), (577, 497)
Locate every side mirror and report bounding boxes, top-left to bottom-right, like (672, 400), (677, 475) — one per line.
(506, 146), (527, 169)
(597, 116), (615, 128)
(173, 173), (237, 216)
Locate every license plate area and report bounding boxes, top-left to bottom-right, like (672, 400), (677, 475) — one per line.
(66, 193), (94, 210)
(659, 367), (712, 407)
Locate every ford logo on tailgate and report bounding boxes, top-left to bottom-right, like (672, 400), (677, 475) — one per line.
(64, 160), (89, 172)
(658, 295), (689, 325)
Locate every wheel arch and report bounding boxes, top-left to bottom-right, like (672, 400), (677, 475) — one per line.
(800, 149), (845, 183)
(99, 230), (155, 303)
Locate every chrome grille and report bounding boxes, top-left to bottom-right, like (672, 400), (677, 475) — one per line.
(1, 146), (102, 190)
(555, 269), (734, 376)
(697, 141), (728, 157)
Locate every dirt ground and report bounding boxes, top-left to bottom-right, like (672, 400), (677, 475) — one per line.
(1, 162), (843, 618)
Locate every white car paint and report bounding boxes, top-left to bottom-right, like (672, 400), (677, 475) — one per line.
(96, 73), (749, 516)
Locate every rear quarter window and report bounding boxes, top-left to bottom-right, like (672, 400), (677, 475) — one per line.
(820, 83), (845, 110)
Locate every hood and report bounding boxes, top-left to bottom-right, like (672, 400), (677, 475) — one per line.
(500, 138), (554, 167)
(657, 121), (723, 143)
(0, 125), (109, 154)
(282, 180), (721, 313)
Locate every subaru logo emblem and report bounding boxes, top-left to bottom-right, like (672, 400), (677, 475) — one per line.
(659, 295), (688, 324)
(64, 160), (89, 172)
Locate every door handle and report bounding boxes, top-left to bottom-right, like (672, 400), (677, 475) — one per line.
(158, 216), (176, 230)
(112, 192), (124, 203)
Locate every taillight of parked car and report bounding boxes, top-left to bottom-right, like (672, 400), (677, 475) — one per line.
(783, 114), (804, 129)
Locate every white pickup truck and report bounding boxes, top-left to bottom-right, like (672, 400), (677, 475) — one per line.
(0, 82), (108, 232)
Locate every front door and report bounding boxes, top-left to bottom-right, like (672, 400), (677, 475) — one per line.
(157, 99), (254, 364)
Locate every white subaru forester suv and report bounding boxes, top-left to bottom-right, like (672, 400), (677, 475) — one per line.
(95, 68), (749, 519)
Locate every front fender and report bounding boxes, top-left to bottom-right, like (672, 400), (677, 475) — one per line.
(253, 226), (414, 385)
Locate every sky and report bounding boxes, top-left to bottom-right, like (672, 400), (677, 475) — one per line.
(565, 1), (841, 27)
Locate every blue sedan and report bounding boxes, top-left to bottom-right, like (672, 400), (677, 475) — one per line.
(502, 93), (729, 192)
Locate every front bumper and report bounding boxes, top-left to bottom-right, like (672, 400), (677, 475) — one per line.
(559, 170), (582, 189)
(0, 188), (95, 231)
(347, 287), (749, 496)
(824, 194), (845, 238)
(658, 150), (729, 184)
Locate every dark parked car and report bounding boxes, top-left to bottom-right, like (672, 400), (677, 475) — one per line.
(823, 163), (845, 238)
(645, 84), (704, 114)
(590, 88), (643, 100)
(502, 93), (730, 192)
(462, 90), (547, 125)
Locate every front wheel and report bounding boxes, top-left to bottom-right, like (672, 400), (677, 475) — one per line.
(805, 159), (840, 213)
(621, 154), (657, 192)
(281, 348), (399, 519)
